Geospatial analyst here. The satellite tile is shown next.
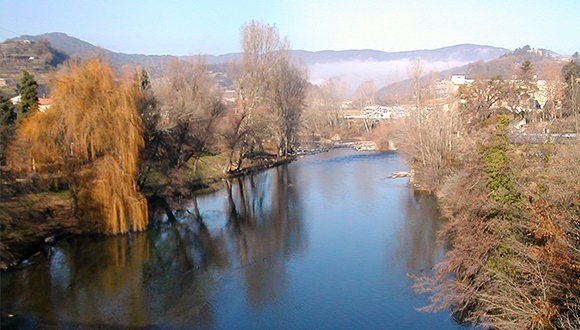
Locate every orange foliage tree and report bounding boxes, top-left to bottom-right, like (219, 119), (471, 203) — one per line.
(12, 59), (148, 234)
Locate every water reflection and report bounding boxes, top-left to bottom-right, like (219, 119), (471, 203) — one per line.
(1, 150), (463, 329)
(1, 164), (308, 328)
(397, 190), (445, 275)
(223, 166), (307, 309)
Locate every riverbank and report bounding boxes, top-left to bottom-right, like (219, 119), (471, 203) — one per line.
(1, 140), (378, 270)
(403, 118), (580, 329)
(0, 192), (86, 270)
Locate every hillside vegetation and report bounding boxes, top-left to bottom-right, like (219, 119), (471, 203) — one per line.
(0, 39), (68, 97)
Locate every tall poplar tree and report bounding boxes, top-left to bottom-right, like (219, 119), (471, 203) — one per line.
(563, 60), (580, 116)
(225, 20), (307, 168)
(562, 60), (580, 132)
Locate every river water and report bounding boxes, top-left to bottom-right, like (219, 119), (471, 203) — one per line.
(1, 149), (467, 329)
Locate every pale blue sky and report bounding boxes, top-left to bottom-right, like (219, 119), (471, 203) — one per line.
(0, 0), (578, 55)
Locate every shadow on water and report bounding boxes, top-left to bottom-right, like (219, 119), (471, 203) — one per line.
(395, 190), (474, 328)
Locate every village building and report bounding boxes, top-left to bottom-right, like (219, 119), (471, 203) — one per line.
(38, 98), (52, 112)
(451, 74), (475, 91)
(9, 94), (53, 112)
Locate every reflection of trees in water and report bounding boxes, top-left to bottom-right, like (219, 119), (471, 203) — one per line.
(396, 190), (445, 274)
(2, 234), (156, 327)
(225, 165), (307, 308)
(1, 251), (56, 326)
(2, 165), (307, 327)
(2, 223), (223, 327)
(140, 212), (231, 326)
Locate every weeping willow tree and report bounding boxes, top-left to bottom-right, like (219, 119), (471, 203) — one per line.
(12, 59), (148, 234)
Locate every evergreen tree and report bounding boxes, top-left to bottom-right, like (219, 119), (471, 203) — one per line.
(519, 60), (535, 82)
(18, 70), (38, 115)
(0, 92), (17, 167)
(139, 68), (151, 90)
(0, 92), (16, 125)
(519, 60), (538, 112)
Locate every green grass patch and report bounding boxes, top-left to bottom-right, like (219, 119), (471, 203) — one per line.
(192, 153), (228, 182)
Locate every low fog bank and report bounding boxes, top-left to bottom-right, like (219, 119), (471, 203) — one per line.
(308, 59), (470, 95)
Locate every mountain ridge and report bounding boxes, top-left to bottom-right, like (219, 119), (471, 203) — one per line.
(7, 33), (512, 92)
(206, 44), (509, 65)
(9, 32), (509, 67)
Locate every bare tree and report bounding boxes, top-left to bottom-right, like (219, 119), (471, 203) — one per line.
(303, 78), (347, 138)
(354, 80), (377, 109)
(390, 60), (460, 188)
(269, 60), (308, 157)
(224, 21), (287, 171)
(354, 80), (377, 134)
(405, 59), (429, 167)
(407, 59), (425, 108)
(224, 21), (307, 169)
(458, 77), (518, 126)
(142, 57), (225, 191)
(541, 64), (565, 121)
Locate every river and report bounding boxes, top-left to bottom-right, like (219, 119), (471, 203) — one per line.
(1, 148), (468, 329)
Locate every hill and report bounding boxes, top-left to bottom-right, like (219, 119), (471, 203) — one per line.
(201, 44), (508, 65)
(446, 46), (563, 80)
(10, 33), (176, 68)
(0, 38), (69, 96)
(377, 46), (569, 104)
(294, 45), (508, 93)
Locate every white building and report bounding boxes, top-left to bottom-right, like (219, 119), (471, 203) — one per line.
(451, 74), (466, 86)
(451, 74), (475, 91)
